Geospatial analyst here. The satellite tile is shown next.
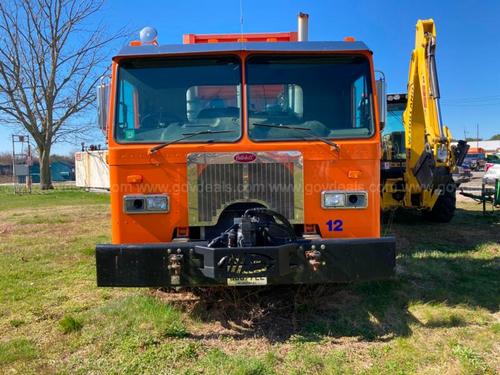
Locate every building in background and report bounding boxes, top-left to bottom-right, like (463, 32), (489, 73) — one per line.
(29, 159), (75, 183)
(452, 140), (500, 155)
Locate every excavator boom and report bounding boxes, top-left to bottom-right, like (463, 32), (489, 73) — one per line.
(381, 19), (468, 222)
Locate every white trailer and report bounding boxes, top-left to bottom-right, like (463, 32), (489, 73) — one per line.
(75, 150), (110, 190)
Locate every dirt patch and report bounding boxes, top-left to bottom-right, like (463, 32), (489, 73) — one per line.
(152, 285), (400, 358)
(0, 222), (16, 234)
(153, 285), (372, 348)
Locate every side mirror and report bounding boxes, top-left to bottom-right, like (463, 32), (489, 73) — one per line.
(97, 77), (110, 135)
(376, 73), (387, 130)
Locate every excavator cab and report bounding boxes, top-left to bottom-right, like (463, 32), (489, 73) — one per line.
(381, 94), (407, 180)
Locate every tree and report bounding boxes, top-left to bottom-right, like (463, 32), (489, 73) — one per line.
(0, 0), (122, 189)
(490, 134), (500, 141)
(465, 137), (482, 142)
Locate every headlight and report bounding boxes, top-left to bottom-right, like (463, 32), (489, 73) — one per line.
(124, 194), (169, 213)
(322, 192), (345, 208)
(146, 195), (169, 211)
(322, 191), (368, 209)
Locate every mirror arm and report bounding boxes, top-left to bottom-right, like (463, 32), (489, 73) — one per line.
(375, 71), (387, 131)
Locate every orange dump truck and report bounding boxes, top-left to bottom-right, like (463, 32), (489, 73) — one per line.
(95, 14), (395, 287)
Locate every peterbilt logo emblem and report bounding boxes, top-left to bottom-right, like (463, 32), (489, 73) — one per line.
(234, 153), (257, 163)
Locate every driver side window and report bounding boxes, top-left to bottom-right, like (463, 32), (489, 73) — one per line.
(352, 75), (370, 129)
(117, 80), (138, 140)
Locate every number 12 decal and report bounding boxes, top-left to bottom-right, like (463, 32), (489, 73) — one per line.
(326, 219), (343, 232)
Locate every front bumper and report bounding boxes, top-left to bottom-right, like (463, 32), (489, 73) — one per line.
(96, 237), (396, 287)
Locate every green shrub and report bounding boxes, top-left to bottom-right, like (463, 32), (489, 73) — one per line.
(59, 315), (83, 334)
(0, 338), (37, 365)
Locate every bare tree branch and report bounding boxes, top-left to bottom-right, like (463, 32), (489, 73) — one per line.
(0, 0), (126, 188)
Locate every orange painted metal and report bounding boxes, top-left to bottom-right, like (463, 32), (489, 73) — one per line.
(468, 147), (485, 154)
(107, 50), (381, 245)
(183, 32), (298, 44)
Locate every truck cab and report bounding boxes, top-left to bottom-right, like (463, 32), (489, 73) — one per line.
(96, 21), (395, 287)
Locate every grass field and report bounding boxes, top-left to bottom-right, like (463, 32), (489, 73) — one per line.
(0, 187), (498, 374)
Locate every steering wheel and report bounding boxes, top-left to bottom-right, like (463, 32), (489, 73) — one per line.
(140, 111), (183, 129)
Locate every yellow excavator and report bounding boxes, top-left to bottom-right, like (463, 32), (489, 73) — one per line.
(381, 19), (469, 222)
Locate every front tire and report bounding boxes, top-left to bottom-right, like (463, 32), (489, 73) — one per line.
(423, 182), (456, 223)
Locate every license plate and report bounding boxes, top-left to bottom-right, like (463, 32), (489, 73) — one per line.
(227, 277), (267, 286)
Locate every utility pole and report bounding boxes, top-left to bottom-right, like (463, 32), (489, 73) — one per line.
(476, 124), (479, 149)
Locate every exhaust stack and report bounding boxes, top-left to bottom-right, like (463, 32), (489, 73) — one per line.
(298, 12), (309, 41)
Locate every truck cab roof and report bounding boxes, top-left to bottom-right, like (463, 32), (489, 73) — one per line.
(113, 41), (371, 60)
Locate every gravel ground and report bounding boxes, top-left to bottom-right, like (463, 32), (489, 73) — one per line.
(461, 171), (486, 189)
(457, 171), (488, 202)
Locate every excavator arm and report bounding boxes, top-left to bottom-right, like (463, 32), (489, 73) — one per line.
(405, 19), (453, 191)
(381, 19), (469, 221)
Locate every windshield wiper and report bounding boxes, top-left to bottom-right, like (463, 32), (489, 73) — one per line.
(149, 130), (235, 154)
(252, 123), (340, 151)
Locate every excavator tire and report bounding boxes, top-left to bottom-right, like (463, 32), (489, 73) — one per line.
(423, 181), (457, 223)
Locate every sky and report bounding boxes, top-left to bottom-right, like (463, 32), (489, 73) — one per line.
(1, 0), (499, 154)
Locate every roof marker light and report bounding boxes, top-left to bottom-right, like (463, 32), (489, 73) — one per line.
(139, 26), (158, 45)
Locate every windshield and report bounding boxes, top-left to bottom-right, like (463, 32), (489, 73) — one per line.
(382, 100), (407, 159)
(247, 55), (374, 141)
(115, 57), (241, 143)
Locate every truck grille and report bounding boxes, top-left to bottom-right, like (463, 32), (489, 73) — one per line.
(187, 151), (304, 226)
